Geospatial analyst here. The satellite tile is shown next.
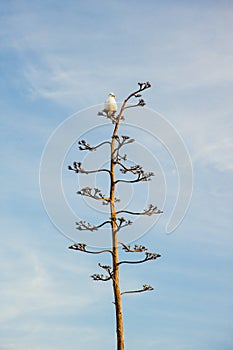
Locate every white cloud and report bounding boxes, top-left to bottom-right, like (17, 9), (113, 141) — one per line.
(1, 3), (233, 348)
(0, 218), (112, 322)
(172, 106), (233, 172)
(195, 137), (233, 171)
(1, 2), (232, 105)
(0, 224), (114, 349)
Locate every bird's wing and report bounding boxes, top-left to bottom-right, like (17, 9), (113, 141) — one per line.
(104, 97), (111, 111)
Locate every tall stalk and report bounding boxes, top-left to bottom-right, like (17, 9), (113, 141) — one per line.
(68, 82), (162, 350)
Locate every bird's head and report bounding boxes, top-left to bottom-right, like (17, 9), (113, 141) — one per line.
(109, 92), (116, 98)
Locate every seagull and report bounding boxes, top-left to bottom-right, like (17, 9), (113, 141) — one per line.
(103, 92), (117, 117)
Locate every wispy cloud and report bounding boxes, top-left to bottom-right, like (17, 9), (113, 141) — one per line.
(172, 106), (233, 172)
(0, 238), (91, 323)
(1, 2), (233, 349)
(0, 222), (114, 350)
(1, 2), (232, 103)
(2, 1), (232, 174)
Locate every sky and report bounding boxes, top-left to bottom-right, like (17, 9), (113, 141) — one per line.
(0, 0), (233, 349)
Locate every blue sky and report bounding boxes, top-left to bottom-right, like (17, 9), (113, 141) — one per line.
(1, 1), (233, 349)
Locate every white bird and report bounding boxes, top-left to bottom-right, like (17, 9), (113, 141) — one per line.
(103, 92), (117, 117)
